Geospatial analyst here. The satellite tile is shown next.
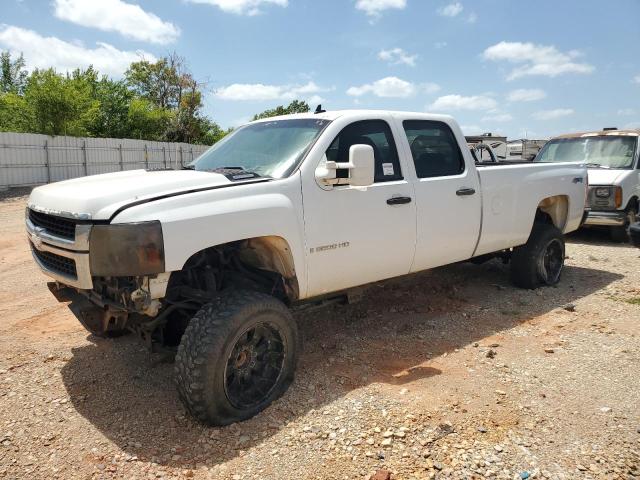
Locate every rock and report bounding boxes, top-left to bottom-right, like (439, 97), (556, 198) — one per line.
(382, 430), (394, 438)
(393, 431), (406, 438)
(433, 462), (443, 470)
(600, 407), (612, 413)
(477, 426), (488, 433)
(381, 438), (393, 447)
(563, 304), (576, 312)
(495, 390), (507, 396)
(576, 464), (587, 471)
(493, 445), (503, 452)
(544, 347), (555, 353)
(486, 349), (497, 359)
(520, 472), (530, 479)
(369, 469), (391, 480)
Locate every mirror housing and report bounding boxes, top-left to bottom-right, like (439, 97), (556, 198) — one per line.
(315, 144), (375, 187)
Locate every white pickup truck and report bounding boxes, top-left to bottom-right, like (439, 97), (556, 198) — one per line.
(534, 128), (640, 241)
(26, 110), (587, 425)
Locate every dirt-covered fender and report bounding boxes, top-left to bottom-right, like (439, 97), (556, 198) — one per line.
(110, 173), (308, 297)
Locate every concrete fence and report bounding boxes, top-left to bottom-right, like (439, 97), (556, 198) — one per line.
(0, 132), (212, 189)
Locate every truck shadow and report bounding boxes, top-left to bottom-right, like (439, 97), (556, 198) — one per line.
(60, 259), (621, 469)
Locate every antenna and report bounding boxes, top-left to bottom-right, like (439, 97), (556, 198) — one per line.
(314, 104), (326, 114)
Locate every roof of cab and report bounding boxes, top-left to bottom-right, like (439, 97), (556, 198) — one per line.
(249, 109), (455, 124)
(553, 128), (640, 139)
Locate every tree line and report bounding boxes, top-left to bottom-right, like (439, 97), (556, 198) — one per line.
(0, 51), (312, 145)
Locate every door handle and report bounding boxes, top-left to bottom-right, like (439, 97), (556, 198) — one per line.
(456, 188), (476, 196)
(387, 196), (412, 205)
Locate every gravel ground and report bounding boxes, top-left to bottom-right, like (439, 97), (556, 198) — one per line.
(0, 191), (639, 480)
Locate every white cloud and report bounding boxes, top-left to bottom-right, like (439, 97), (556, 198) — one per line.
(434, 41), (447, 49)
(355, 0), (406, 17)
(53, 0), (179, 44)
(437, 2), (463, 17)
(483, 41), (594, 80)
(428, 94), (497, 111)
(346, 77), (435, 98)
(378, 48), (417, 67)
(460, 124), (482, 135)
(422, 82), (441, 94)
(507, 88), (546, 102)
(634, 74), (640, 84)
(618, 108), (636, 116)
(466, 12), (477, 23)
(215, 81), (329, 101)
(482, 113), (513, 122)
(532, 108), (574, 120)
(0, 25), (153, 77)
(187, 0), (287, 15)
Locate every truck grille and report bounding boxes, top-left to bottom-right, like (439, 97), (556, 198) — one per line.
(31, 245), (78, 278)
(28, 209), (77, 240)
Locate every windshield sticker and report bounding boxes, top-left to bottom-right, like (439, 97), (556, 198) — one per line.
(382, 163), (394, 176)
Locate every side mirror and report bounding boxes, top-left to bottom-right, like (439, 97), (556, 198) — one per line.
(315, 144), (375, 187)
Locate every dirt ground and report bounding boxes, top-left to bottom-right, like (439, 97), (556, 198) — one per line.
(0, 190), (639, 480)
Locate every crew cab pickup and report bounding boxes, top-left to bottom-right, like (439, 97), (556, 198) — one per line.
(26, 110), (587, 425)
(534, 128), (640, 241)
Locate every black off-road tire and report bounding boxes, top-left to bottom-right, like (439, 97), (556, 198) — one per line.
(510, 223), (565, 289)
(175, 290), (300, 426)
(610, 207), (637, 243)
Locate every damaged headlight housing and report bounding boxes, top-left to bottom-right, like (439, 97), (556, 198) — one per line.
(89, 221), (165, 276)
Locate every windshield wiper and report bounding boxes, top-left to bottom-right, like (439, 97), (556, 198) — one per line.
(205, 166), (272, 181)
(182, 164), (195, 170)
(584, 163), (610, 169)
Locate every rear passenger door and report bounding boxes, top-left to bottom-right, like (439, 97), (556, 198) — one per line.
(302, 118), (417, 297)
(400, 119), (481, 271)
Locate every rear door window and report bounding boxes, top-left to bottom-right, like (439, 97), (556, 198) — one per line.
(403, 120), (465, 178)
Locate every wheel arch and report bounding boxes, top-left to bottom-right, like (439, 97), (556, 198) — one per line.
(625, 195), (639, 211)
(536, 195), (569, 231)
(179, 235), (300, 301)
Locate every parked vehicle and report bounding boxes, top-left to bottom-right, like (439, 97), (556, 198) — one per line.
(535, 128), (639, 241)
(507, 139), (547, 161)
(26, 110), (587, 425)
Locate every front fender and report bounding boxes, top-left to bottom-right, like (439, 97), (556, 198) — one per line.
(111, 176), (308, 296)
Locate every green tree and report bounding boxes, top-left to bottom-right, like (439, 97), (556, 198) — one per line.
(0, 51), (28, 94)
(125, 55), (181, 109)
(252, 99), (310, 121)
(0, 92), (34, 132)
(126, 54), (214, 143)
(23, 68), (99, 136)
(89, 78), (133, 138)
(127, 97), (172, 140)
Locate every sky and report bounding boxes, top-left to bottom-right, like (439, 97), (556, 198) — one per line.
(1, 0), (640, 139)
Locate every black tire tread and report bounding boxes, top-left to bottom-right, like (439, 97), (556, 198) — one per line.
(510, 223), (564, 289)
(174, 290), (297, 425)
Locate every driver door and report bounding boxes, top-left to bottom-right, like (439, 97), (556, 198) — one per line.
(302, 118), (417, 298)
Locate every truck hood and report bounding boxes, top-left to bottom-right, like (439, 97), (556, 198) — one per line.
(28, 169), (257, 220)
(587, 168), (630, 186)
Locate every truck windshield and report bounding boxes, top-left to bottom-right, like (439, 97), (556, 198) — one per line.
(191, 118), (330, 178)
(535, 136), (637, 169)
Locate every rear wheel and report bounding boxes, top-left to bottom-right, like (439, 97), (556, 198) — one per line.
(610, 207), (637, 243)
(175, 290), (299, 425)
(510, 223), (565, 289)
